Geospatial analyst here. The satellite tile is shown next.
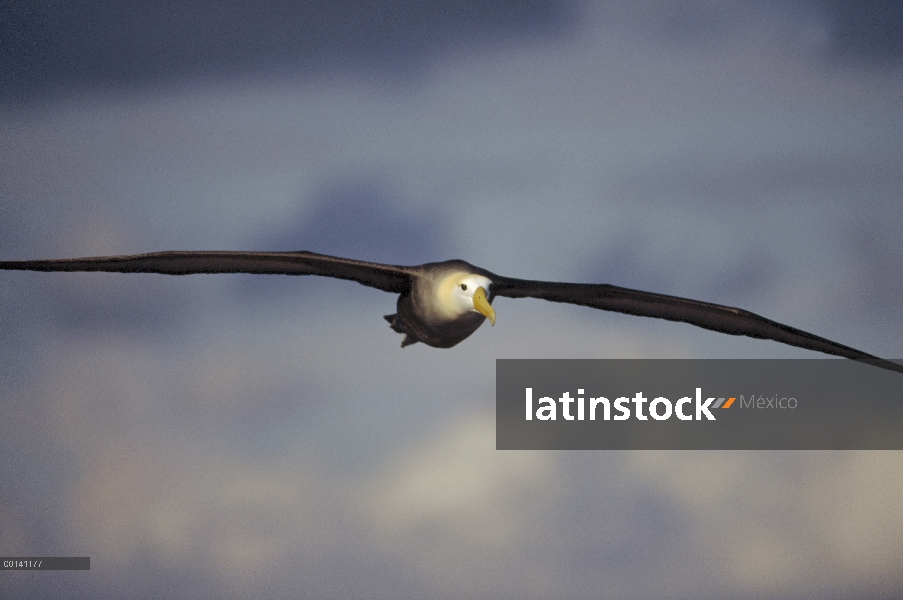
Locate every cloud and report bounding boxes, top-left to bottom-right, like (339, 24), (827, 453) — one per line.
(819, 0), (903, 63)
(253, 178), (444, 261)
(0, 0), (573, 102)
(631, 451), (903, 595)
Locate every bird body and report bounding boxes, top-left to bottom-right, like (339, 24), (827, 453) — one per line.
(385, 260), (495, 348)
(1, 250), (901, 374)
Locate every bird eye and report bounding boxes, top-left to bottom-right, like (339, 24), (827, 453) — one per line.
(460, 284), (467, 291)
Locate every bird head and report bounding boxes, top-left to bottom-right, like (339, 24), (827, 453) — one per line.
(443, 273), (496, 325)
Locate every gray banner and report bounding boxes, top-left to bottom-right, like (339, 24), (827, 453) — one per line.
(496, 359), (903, 450)
(1, 557), (90, 570)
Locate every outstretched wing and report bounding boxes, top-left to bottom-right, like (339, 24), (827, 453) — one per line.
(0, 251), (414, 294)
(491, 276), (903, 374)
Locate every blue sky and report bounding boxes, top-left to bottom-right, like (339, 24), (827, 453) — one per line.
(2, 1), (902, 598)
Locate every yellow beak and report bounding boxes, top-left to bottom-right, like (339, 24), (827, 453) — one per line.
(472, 286), (496, 326)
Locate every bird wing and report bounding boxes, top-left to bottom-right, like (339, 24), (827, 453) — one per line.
(0, 251), (414, 294)
(490, 276), (903, 374)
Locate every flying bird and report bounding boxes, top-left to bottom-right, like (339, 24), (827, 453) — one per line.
(1, 250), (901, 374)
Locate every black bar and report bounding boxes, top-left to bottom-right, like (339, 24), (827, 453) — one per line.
(1, 557), (90, 570)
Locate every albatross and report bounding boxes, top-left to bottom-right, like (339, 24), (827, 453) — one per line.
(1, 250), (900, 374)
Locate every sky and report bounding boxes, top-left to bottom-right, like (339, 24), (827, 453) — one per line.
(1, 0), (903, 598)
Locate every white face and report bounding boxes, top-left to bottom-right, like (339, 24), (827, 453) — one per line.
(439, 273), (493, 318)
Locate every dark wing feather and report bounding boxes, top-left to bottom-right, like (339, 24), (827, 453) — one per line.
(0, 251), (414, 294)
(491, 276), (903, 374)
